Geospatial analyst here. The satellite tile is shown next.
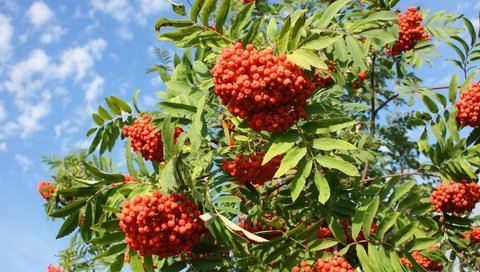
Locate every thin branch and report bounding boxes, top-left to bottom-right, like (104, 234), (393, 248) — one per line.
(262, 175), (295, 196)
(374, 93), (399, 115)
(362, 54), (377, 180)
(360, 171), (440, 184)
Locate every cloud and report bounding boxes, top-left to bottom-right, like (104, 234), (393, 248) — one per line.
(0, 13), (13, 73)
(39, 25), (65, 44)
(14, 154), (33, 171)
(17, 91), (52, 138)
(26, 1), (54, 27)
(83, 74), (104, 112)
(116, 27), (133, 40)
(0, 101), (6, 122)
(0, 142), (6, 151)
(135, 0), (169, 25)
(90, 0), (132, 23)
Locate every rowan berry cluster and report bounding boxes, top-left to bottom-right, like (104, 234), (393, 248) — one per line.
(119, 192), (208, 257)
(313, 62), (336, 89)
(123, 174), (138, 183)
(47, 264), (62, 272)
(292, 257), (355, 272)
(455, 82), (480, 127)
(353, 71), (367, 88)
(463, 227), (480, 244)
(221, 151), (283, 185)
(38, 181), (55, 200)
(122, 114), (183, 163)
(400, 249), (443, 271)
(429, 180), (480, 213)
(317, 227), (333, 239)
(387, 7), (429, 55)
(237, 214), (284, 239)
(212, 42), (316, 132)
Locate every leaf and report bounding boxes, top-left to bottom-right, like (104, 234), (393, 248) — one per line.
(448, 74), (458, 103)
(387, 181), (415, 205)
(263, 130), (299, 165)
(351, 199), (369, 241)
(302, 118), (355, 134)
(349, 11), (398, 32)
(300, 33), (342, 50)
(316, 156), (359, 176)
(267, 17), (278, 41)
(162, 115), (174, 161)
(109, 253), (124, 272)
(88, 127), (103, 154)
(328, 217), (346, 244)
(377, 212), (399, 241)
(190, 0), (205, 22)
(277, 16), (291, 54)
(49, 198), (87, 218)
(308, 239), (339, 251)
(98, 105), (112, 120)
(390, 222), (418, 246)
(125, 139), (138, 178)
(243, 17), (263, 45)
(463, 17), (477, 46)
(421, 95), (439, 113)
(129, 248), (144, 272)
(200, 0), (217, 26)
(214, 195), (242, 203)
(82, 162), (125, 182)
(316, 0), (350, 29)
(215, 0), (230, 34)
(92, 243), (127, 260)
(161, 157), (178, 193)
(56, 211), (80, 239)
(229, 3), (254, 40)
(170, 1), (186, 16)
(110, 96), (132, 113)
(92, 113), (104, 126)
(290, 158), (313, 202)
(363, 196), (379, 239)
(89, 232), (125, 246)
(346, 36), (368, 70)
(288, 10), (306, 51)
(132, 89), (141, 113)
(288, 49), (327, 70)
(274, 147), (307, 178)
(311, 138), (356, 151)
(389, 251), (405, 272)
(314, 170), (330, 204)
(356, 245), (375, 272)
(218, 214), (268, 243)
(158, 102), (197, 115)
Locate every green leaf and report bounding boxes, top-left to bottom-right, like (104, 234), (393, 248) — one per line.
(346, 36), (368, 70)
(288, 10), (306, 51)
(356, 245), (375, 272)
(463, 17), (477, 46)
(300, 33), (342, 50)
(363, 196), (379, 239)
(314, 170), (330, 204)
(170, 1), (186, 16)
(387, 181), (415, 205)
(98, 105), (112, 120)
(92, 113), (104, 126)
(92, 243), (127, 260)
(155, 18), (194, 35)
(302, 118), (355, 134)
(406, 237), (438, 251)
(129, 248), (144, 272)
(125, 138), (138, 178)
(132, 89), (141, 113)
(110, 96), (132, 113)
(311, 138), (356, 151)
(288, 49), (327, 70)
(267, 17), (278, 41)
(109, 253), (124, 272)
(316, 0), (350, 29)
(290, 158), (313, 202)
(158, 102), (197, 115)
(190, 0), (205, 22)
(82, 162), (125, 182)
(308, 238), (338, 251)
(215, 0), (230, 34)
(328, 217), (346, 244)
(200, 0), (217, 26)
(88, 127), (103, 154)
(143, 255), (153, 272)
(377, 212), (398, 241)
(243, 17), (263, 45)
(349, 11), (398, 32)
(89, 232), (125, 246)
(421, 95), (439, 113)
(218, 214), (268, 243)
(214, 195), (242, 203)
(448, 74), (458, 103)
(162, 115), (174, 161)
(49, 198), (87, 218)
(316, 156), (359, 176)
(274, 147), (307, 178)
(351, 199), (369, 241)
(56, 211), (80, 239)
(389, 251), (405, 272)
(229, 3), (254, 40)
(263, 130), (299, 165)
(390, 222), (418, 246)
(161, 157), (178, 193)
(277, 16), (291, 54)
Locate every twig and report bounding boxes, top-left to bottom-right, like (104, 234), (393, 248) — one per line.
(362, 54), (377, 180)
(374, 93), (399, 115)
(360, 171), (440, 184)
(262, 175), (295, 196)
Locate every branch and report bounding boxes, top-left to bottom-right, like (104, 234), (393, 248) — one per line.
(374, 93), (399, 115)
(360, 171), (440, 184)
(262, 175), (295, 196)
(362, 54), (377, 180)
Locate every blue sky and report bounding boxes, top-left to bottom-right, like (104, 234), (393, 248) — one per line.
(0, 0), (479, 271)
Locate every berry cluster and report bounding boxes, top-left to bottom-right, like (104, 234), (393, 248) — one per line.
(455, 82), (480, 127)
(317, 227), (334, 239)
(353, 71), (367, 88)
(387, 7), (429, 55)
(292, 257), (355, 272)
(38, 181), (55, 200)
(122, 114), (183, 163)
(237, 214), (284, 239)
(123, 174), (138, 183)
(400, 249), (443, 271)
(429, 180), (480, 214)
(463, 227), (480, 244)
(313, 62), (336, 89)
(221, 151), (283, 185)
(212, 42), (316, 132)
(119, 192), (208, 257)
(47, 264), (62, 272)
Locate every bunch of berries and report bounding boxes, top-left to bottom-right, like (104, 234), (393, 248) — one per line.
(237, 214), (284, 239)
(313, 61), (336, 89)
(292, 257), (355, 272)
(47, 265), (63, 272)
(292, 260), (313, 272)
(353, 71), (367, 88)
(119, 192), (208, 257)
(400, 249), (443, 271)
(317, 227), (334, 239)
(122, 114), (183, 163)
(212, 42), (316, 132)
(463, 227), (480, 244)
(38, 181), (55, 200)
(455, 82), (480, 127)
(221, 151), (283, 185)
(122, 174), (138, 183)
(429, 180), (480, 214)
(387, 7), (429, 55)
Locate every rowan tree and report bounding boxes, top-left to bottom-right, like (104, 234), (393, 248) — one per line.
(39, 0), (480, 271)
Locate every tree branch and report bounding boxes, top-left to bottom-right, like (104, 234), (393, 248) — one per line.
(374, 93), (399, 115)
(362, 54), (377, 180)
(360, 171), (440, 184)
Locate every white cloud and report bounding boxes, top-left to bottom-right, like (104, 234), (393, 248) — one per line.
(26, 1), (54, 27)
(116, 27), (133, 40)
(84, 74), (104, 103)
(39, 25), (65, 44)
(90, 0), (132, 23)
(17, 91), (51, 138)
(135, 0), (168, 25)
(0, 142), (6, 151)
(0, 102), (6, 122)
(15, 154), (32, 171)
(0, 13), (13, 73)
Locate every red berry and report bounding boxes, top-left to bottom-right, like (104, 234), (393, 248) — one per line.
(38, 181), (55, 200)
(455, 82), (480, 127)
(462, 227), (480, 244)
(386, 7), (429, 55)
(47, 264), (62, 272)
(429, 179), (480, 214)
